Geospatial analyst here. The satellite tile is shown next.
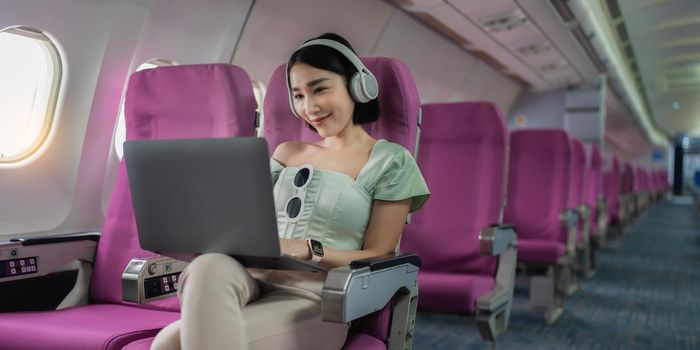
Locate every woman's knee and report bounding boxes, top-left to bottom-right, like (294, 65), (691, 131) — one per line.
(179, 253), (259, 302)
(150, 320), (181, 350)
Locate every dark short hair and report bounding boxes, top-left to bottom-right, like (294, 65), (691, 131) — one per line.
(287, 33), (380, 130)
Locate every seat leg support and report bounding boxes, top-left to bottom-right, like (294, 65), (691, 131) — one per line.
(529, 266), (565, 325)
(387, 282), (419, 350)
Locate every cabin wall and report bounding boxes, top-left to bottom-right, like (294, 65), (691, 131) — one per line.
(0, 0), (253, 238)
(0, 0), (121, 237)
(507, 90), (567, 129)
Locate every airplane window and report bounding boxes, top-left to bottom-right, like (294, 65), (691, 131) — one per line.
(114, 59), (176, 160)
(0, 27), (61, 165)
(252, 80), (266, 137)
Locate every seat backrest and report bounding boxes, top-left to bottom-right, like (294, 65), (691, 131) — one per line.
(263, 57), (420, 155)
(621, 162), (634, 194)
(503, 129), (571, 243)
(641, 168), (649, 193)
(400, 102), (506, 276)
(568, 139), (586, 209)
(603, 156), (621, 217)
(585, 144), (602, 207)
(263, 56), (420, 344)
(633, 166), (642, 193)
(91, 64), (257, 310)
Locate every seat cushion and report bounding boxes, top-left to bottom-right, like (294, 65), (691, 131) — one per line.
(518, 239), (566, 265)
(350, 303), (391, 342)
(343, 332), (387, 350)
(0, 304), (179, 350)
(122, 329), (389, 350)
(121, 337), (153, 350)
(416, 272), (495, 313)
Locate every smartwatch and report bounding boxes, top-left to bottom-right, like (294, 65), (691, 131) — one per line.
(306, 239), (324, 263)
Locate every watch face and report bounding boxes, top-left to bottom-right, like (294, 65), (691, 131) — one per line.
(310, 239), (324, 256)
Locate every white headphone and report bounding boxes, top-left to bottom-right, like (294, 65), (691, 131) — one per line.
(286, 38), (379, 119)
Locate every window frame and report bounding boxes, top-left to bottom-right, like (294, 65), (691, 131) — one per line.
(0, 26), (62, 165)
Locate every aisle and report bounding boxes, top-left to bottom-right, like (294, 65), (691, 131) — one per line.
(413, 199), (700, 349)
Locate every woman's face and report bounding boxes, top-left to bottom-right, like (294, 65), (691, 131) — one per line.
(289, 62), (355, 138)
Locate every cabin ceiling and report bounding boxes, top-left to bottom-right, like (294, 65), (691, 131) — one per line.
(614, 0), (700, 137)
(386, 0), (601, 91)
(386, 0), (678, 154)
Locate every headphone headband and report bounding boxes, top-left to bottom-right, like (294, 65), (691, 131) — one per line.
(297, 39), (371, 77)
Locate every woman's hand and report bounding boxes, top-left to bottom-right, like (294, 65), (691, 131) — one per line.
(279, 238), (311, 260)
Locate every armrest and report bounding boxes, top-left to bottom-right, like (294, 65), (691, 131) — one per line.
(349, 253), (421, 271)
(475, 227), (518, 340)
(479, 224), (517, 256)
(597, 199), (608, 220)
(9, 232), (100, 246)
(559, 209), (578, 256)
(321, 253), (420, 323)
(0, 232), (99, 283)
(121, 256), (188, 304)
(577, 204), (590, 220)
(476, 239), (517, 312)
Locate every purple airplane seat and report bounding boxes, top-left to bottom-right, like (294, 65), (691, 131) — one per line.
(399, 102), (517, 343)
(585, 145), (606, 248)
(603, 156), (622, 227)
(568, 139), (586, 245)
(503, 129), (577, 324)
(0, 64), (257, 350)
(621, 162), (636, 219)
(264, 56), (422, 350)
(636, 167), (646, 212)
(569, 139), (591, 279)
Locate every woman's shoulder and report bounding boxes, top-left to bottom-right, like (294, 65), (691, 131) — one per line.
(373, 139), (413, 161)
(271, 141), (311, 165)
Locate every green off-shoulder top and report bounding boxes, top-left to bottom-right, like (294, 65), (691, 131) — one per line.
(270, 139), (430, 251)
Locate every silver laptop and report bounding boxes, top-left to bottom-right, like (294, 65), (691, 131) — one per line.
(123, 137), (327, 272)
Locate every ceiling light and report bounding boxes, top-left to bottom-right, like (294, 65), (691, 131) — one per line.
(479, 9), (528, 33)
(515, 42), (552, 57)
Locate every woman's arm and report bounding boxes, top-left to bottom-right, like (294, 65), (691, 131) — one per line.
(280, 198), (412, 268)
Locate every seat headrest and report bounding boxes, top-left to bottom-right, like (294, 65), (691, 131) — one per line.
(125, 64), (257, 140)
(263, 57), (420, 154)
(510, 129), (570, 157)
(420, 102), (506, 143)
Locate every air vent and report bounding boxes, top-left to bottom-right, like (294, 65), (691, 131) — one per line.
(616, 22), (629, 42)
(479, 9), (528, 33)
(605, 0), (622, 19)
(539, 61), (570, 73)
(515, 42), (552, 57)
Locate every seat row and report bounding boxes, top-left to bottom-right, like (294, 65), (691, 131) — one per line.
(0, 58), (669, 350)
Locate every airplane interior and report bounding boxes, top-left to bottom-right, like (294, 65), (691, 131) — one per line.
(1, 0), (699, 349)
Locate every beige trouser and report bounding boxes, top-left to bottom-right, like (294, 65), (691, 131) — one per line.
(151, 253), (349, 350)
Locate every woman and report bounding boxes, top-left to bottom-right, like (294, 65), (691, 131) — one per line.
(151, 33), (429, 350)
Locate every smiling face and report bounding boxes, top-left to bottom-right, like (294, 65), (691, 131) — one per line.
(289, 62), (355, 138)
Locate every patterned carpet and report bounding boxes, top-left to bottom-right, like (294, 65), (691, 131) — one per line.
(412, 199), (700, 349)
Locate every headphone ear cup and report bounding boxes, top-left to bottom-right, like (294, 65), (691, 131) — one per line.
(361, 72), (379, 101)
(348, 72), (367, 103)
(349, 71), (378, 103)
